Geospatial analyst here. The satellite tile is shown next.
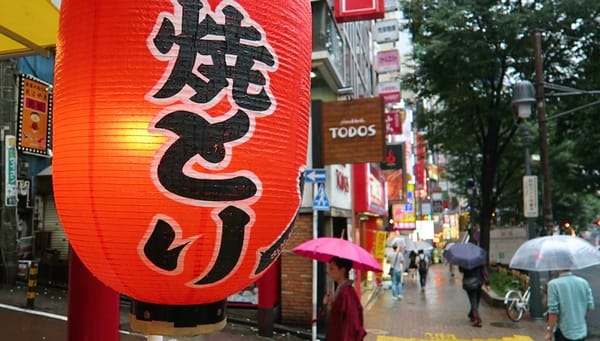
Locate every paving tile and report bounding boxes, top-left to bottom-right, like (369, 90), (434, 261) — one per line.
(365, 264), (545, 341)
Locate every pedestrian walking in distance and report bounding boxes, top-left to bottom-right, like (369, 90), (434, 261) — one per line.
(459, 265), (490, 327)
(387, 244), (404, 300)
(545, 269), (594, 341)
(323, 257), (367, 341)
(417, 249), (429, 292)
(408, 250), (418, 279)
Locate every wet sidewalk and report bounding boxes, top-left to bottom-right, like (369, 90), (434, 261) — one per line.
(0, 265), (550, 341)
(0, 282), (304, 340)
(363, 264), (546, 341)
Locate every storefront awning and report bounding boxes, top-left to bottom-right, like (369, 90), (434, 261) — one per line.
(0, 0), (60, 58)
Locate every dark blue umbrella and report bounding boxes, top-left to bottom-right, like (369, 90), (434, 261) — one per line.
(443, 243), (486, 270)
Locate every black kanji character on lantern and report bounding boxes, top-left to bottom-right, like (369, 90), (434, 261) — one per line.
(143, 206), (250, 283)
(154, 109), (256, 201)
(152, 0), (276, 111)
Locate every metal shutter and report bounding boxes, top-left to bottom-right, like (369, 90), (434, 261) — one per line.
(43, 196), (69, 261)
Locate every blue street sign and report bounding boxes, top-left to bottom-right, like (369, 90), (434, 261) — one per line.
(313, 183), (330, 211)
(304, 169), (326, 183)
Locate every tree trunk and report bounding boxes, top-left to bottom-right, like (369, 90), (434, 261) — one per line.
(478, 117), (502, 264)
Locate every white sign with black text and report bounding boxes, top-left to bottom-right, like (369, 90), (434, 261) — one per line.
(523, 175), (539, 218)
(374, 19), (399, 43)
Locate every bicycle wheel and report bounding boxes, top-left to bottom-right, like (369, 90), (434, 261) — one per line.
(505, 290), (525, 322)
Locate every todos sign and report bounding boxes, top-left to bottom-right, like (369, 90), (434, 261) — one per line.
(321, 97), (385, 165)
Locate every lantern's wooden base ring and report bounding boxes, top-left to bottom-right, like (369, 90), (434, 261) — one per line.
(130, 300), (226, 337)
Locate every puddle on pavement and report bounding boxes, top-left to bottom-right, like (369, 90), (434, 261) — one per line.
(490, 321), (522, 329)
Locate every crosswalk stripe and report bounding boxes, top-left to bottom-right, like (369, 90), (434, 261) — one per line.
(376, 335), (534, 341)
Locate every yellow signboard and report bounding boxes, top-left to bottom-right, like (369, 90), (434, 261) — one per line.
(374, 231), (387, 259)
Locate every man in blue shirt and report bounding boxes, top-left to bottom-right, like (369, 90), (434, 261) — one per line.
(545, 270), (594, 341)
(386, 244), (404, 300)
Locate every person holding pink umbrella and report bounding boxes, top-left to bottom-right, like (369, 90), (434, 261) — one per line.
(322, 257), (367, 341)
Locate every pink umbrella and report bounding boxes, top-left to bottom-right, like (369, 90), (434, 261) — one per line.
(292, 237), (382, 272)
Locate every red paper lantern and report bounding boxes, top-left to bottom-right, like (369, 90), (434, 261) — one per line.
(53, 0), (311, 304)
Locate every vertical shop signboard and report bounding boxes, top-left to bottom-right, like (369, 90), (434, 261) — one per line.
(17, 75), (52, 157)
(5, 135), (17, 207)
(374, 231), (386, 259)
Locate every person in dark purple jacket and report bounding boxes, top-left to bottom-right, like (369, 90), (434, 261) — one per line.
(460, 265), (490, 327)
(323, 257), (367, 341)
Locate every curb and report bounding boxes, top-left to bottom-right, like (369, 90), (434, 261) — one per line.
(482, 286), (505, 308)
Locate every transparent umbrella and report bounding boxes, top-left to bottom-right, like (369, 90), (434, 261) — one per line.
(407, 240), (433, 251)
(509, 235), (600, 271)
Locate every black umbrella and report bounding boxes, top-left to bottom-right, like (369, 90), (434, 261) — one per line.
(443, 243), (486, 270)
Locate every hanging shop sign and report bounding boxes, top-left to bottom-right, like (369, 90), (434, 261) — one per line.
(374, 19), (399, 43)
(376, 49), (399, 74)
(427, 164), (439, 181)
(334, 0), (385, 23)
(17, 74), (52, 156)
(321, 97), (385, 165)
(377, 80), (401, 104)
(53, 0), (311, 306)
(384, 108), (403, 135)
(353, 163), (387, 216)
(380, 144), (403, 170)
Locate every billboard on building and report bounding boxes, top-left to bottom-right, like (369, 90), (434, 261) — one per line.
(374, 19), (399, 43)
(17, 74), (52, 156)
(334, 0), (385, 23)
(321, 97), (385, 165)
(376, 49), (399, 74)
(392, 183), (415, 230)
(384, 169), (403, 202)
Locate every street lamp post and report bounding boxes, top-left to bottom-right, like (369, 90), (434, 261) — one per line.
(511, 80), (544, 320)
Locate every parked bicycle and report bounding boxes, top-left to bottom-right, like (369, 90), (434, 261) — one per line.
(504, 280), (530, 322)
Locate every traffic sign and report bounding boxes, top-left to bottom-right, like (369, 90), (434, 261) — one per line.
(313, 183), (330, 211)
(304, 169), (326, 183)
(523, 175), (538, 218)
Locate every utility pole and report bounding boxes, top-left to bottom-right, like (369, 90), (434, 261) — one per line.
(533, 31), (553, 236)
(528, 31), (548, 321)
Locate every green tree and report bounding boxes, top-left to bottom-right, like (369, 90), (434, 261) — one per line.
(402, 0), (600, 256)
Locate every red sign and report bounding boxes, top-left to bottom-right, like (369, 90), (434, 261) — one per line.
(378, 81), (401, 104)
(415, 132), (427, 199)
(334, 0), (385, 23)
(353, 163), (387, 216)
(385, 109), (403, 135)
